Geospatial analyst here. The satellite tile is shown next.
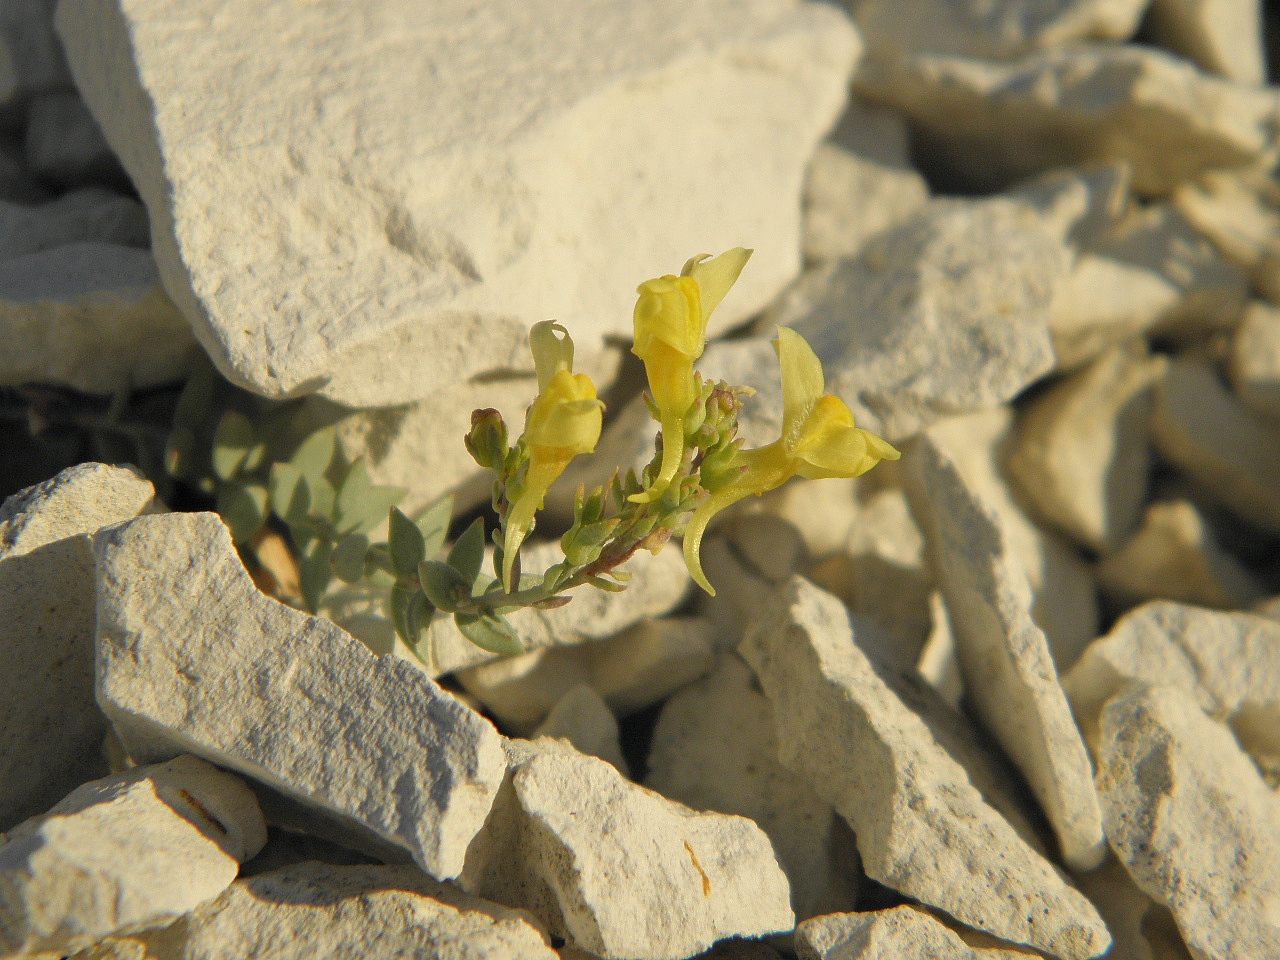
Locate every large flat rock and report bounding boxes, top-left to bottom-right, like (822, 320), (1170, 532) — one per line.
(92, 511), (507, 880)
(55, 0), (860, 406)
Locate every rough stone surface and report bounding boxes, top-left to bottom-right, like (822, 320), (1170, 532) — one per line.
(1006, 342), (1165, 551)
(754, 196), (1065, 441)
(1072, 856), (1193, 960)
(918, 407), (1099, 671)
(646, 656), (861, 922)
(0, 242), (195, 393)
(740, 577), (1109, 960)
(846, 0), (1146, 59)
(904, 435), (1106, 870)
(122, 861), (558, 960)
(1146, 0), (1266, 85)
(753, 475), (862, 559)
(1173, 166), (1280, 298)
(856, 44), (1280, 195)
(1048, 205), (1248, 370)
(56, 0), (860, 407)
(1096, 684), (1280, 960)
(1007, 162), (1132, 250)
(803, 98), (929, 263)
(0, 188), (149, 260)
(462, 738), (795, 960)
(1064, 600), (1280, 780)
(0, 463), (156, 831)
(1151, 357), (1280, 534)
(796, 905), (1035, 959)
(1228, 300), (1280, 421)
(1095, 498), (1266, 611)
(0, 755), (266, 958)
(532, 684), (628, 776)
(697, 515), (810, 648)
(92, 511), (507, 881)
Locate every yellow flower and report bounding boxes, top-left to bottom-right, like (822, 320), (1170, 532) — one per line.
(683, 327), (900, 595)
(630, 247), (753, 503)
(503, 321), (604, 591)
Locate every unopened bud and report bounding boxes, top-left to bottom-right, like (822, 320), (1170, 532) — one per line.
(465, 408), (509, 470)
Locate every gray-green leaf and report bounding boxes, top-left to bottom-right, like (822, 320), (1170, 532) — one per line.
(216, 481), (267, 544)
(447, 517), (486, 584)
(211, 411), (257, 481)
(298, 539), (333, 614)
(388, 506), (427, 579)
(418, 560), (469, 612)
(268, 462), (310, 527)
(455, 613), (523, 656)
(330, 533), (370, 584)
(414, 495), (454, 559)
(289, 425), (336, 487)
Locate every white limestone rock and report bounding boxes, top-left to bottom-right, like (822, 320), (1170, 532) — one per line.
(846, 0), (1146, 59)
(0, 0), (72, 102)
(1095, 498), (1266, 611)
(92, 511), (507, 881)
(1008, 161), (1133, 250)
(422, 540), (691, 675)
(56, 0), (860, 408)
(918, 407), (1099, 672)
(1151, 357), (1280, 534)
(753, 475), (862, 559)
(1049, 205), (1248, 370)
(904, 434), (1106, 871)
(123, 861), (558, 960)
(0, 189), (148, 259)
(740, 577), (1109, 960)
(0, 242), (195, 393)
(1146, 0), (1266, 86)
(1072, 855), (1193, 960)
(856, 44), (1280, 195)
(755, 196), (1066, 441)
(1227, 301), (1280, 421)
(1173, 167), (1280, 299)
(796, 905), (1037, 959)
(1096, 684), (1280, 960)
(0, 754), (266, 958)
(645, 656), (861, 921)
(803, 98), (929, 263)
(1063, 600), (1280, 779)
(1006, 342), (1166, 551)
(462, 738), (795, 960)
(532, 684), (628, 776)
(456, 615), (715, 733)
(0, 462), (156, 831)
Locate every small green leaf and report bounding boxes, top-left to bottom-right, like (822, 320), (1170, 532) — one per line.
(330, 533), (370, 584)
(298, 539), (333, 614)
(333, 460), (404, 535)
(269, 462), (310, 527)
(414, 495), (454, 559)
(389, 585), (413, 644)
(586, 574), (629, 592)
(211, 411), (257, 481)
(308, 476), (336, 523)
(216, 481), (267, 544)
(418, 560), (469, 612)
(455, 613), (524, 656)
(171, 358), (216, 432)
(388, 507), (427, 579)
(447, 517), (486, 584)
(289, 425), (337, 486)
(407, 592), (434, 645)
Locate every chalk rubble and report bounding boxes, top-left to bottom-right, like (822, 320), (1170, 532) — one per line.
(796, 905), (1038, 959)
(92, 511), (507, 880)
(1227, 300), (1280, 421)
(0, 462), (156, 831)
(531, 684), (628, 776)
(1145, 0), (1266, 85)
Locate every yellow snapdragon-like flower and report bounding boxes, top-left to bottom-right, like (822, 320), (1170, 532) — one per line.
(683, 327), (900, 595)
(503, 321), (604, 591)
(630, 247), (753, 503)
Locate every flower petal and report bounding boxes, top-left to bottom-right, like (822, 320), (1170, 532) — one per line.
(529, 321), (574, 392)
(681, 247), (752, 320)
(632, 275), (703, 359)
(774, 327), (825, 436)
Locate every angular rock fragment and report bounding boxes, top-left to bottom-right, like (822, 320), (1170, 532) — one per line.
(856, 44), (1280, 195)
(1072, 856), (1192, 960)
(0, 189), (149, 259)
(796, 905), (1035, 959)
(755, 196), (1066, 440)
(1151, 357), (1280, 533)
(123, 861), (558, 960)
(93, 511), (507, 881)
(1064, 600), (1280, 780)
(1146, 0), (1266, 85)
(1007, 162), (1132, 250)
(1227, 301), (1280, 421)
(646, 657), (861, 921)
(1173, 167), (1280, 299)
(904, 435), (1106, 870)
(1006, 342), (1165, 551)
(463, 739), (794, 960)
(532, 684), (628, 776)
(0, 242), (195, 393)
(847, 0), (1146, 59)
(0, 462), (156, 830)
(0, 755), (266, 958)
(803, 98), (928, 263)
(741, 577), (1109, 959)
(1095, 498), (1265, 611)
(1097, 684), (1280, 960)
(56, 0), (860, 407)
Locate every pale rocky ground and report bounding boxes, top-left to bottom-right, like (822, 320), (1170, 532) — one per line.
(2, 0), (1280, 958)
